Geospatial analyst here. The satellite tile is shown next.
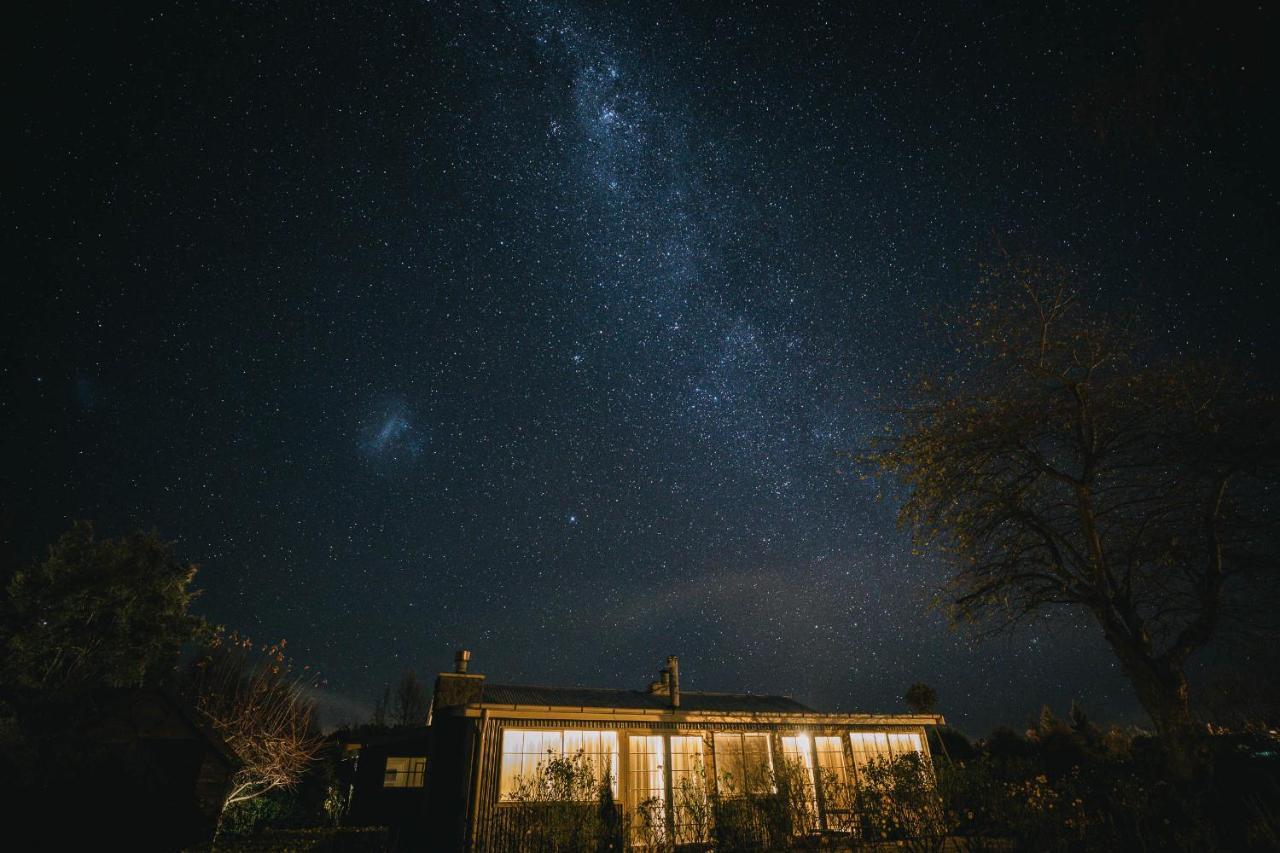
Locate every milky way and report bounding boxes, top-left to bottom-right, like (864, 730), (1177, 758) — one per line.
(7, 0), (1275, 732)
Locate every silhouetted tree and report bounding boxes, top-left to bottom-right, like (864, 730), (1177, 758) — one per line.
(393, 670), (428, 727)
(371, 684), (391, 727)
(868, 257), (1280, 772)
(982, 727), (1034, 762)
(1068, 701), (1100, 741)
(1034, 705), (1064, 740)
(904, 682), (939, 715)
(0, 522), (204, 694)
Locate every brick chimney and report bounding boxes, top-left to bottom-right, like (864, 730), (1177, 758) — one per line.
(429, 648), (485, 724)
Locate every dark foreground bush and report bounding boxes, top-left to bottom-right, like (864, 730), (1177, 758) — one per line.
(187, 826), (389, 852)
(940, 731), (1280, 853)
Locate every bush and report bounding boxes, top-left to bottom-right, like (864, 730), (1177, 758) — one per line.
(495, 750), (622, 852)
(186, 826), (389, 852)
(936, 727), (1280, 853)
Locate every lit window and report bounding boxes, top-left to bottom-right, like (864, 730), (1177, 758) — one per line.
(383, 756), (426, 788)
(498, 729), (619, 801)
(780, 736), (819, 832)
(815, 736), (853, 830)
(888, 732), (924, 756)
(712, 732), (774, 795)
(848, 731), (926, 783)
(670, 735), (709, 844)
(814, 736), (849, 788)
(627, 736), (667, 845)
(848, 731), (891, 778)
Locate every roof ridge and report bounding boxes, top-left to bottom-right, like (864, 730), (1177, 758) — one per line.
(484, 682), (645, 692)
(484, 682), (791, 698)
(478, 683), (815, 713)
(486, 681), (788, 696)
(681, 689), (795, 699)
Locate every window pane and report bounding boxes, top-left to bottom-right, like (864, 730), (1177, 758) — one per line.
(520, 753), (541, 785)
(849, 731), (893, 782)
(815, 736), (849, 787)
(781, 736), (815, 777)
(628, 736), (667, 846)
(537, 730), (563, 756)
(383, 756), (424, 788)
(781, 736), (818, 832)
(383, 756), (405, 788)
(564, 729), (618, 796)
(887, 732), (924, 756)
(742, 733), (774, 794)
(671, 736), (709, 844)
(500, 729), (564, 800)
(713, 733), (745, 795)
(499, 729), (619, 800)
(671, 736), (704, 775)
(714, 733), (773, 796)
(815, 736), (852, 830)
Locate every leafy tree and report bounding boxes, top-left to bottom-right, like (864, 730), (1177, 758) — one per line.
(0, 521), (204, 693)
(393, 670), (428, 727)
(904, 682), (939, 714)
(868, 258), (1280, 771)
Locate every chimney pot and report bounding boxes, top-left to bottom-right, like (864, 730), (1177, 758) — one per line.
(455, 649), (471, 674)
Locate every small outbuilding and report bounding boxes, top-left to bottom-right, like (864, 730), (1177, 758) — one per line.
(336, 727), (432, 848)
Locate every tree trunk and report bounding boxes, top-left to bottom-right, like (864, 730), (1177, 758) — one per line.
(1101, 627), (1204, 777)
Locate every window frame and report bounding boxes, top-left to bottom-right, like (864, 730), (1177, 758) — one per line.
(382, 755), (426, 788)
(497, 728), (620, 802)
(711, 731), (776, 797)
(668, 734), (710, 845)
(847, 729), (926, 785)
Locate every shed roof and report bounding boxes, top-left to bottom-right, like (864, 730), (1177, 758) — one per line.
(479, 683), (812, 713)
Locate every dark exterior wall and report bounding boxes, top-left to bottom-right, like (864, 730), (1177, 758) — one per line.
(342, 732), (432, 851)
(424, 712), (480, 851)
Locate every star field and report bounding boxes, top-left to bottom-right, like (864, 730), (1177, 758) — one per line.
(5, 1), (1276, 733)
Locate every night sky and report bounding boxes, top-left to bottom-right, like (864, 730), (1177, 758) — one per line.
(5, 1), (1276, 734)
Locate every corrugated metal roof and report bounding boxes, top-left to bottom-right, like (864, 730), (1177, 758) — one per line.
(479, 683), (812, 713)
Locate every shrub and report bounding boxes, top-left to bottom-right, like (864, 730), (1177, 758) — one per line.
(498, 750), (621, 852)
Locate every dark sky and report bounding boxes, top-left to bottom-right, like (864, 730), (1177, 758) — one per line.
(4, 1), (1276, 734)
